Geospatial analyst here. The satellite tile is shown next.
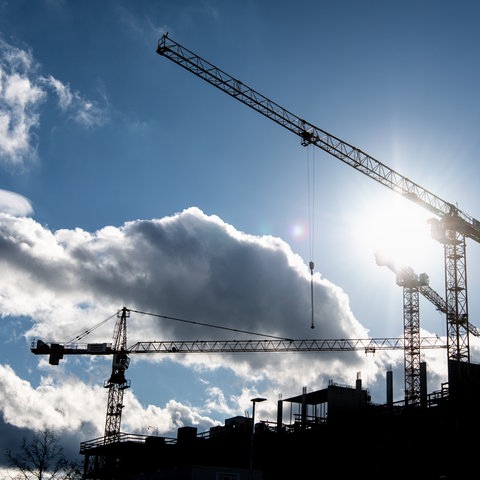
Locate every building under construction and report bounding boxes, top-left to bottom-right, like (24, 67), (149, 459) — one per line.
(30, 297), (480, 480)
(78, 359), (480, 480)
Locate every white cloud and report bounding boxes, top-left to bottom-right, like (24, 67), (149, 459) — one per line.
(0, 189), (33, 216)
(203, 386), (237, 418)
(0, 364), (104, 432)
(0, 38), (108, 168)
(0, 207), (369, 345)
(0, 39), (44, 168)
(0, 207), (416, 443)
(41, 75), (109, 127)
(0, 362), (221, 442)
(123, 396), (221, 435)
(41, 75), (73, 110)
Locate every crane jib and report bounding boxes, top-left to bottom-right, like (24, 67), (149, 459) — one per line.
(31, 337), (446, 359)
(156, 35), (480, 243)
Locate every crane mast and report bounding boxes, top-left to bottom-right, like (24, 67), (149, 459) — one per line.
(103, 307), (130, 440)
(156, 34), (480, 375)
(376, 254), (480, 402)
(376, 254), (479, 335)
(375, 252), (432, 403)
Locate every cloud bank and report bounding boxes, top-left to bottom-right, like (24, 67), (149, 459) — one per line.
(0, 207), (406, 445)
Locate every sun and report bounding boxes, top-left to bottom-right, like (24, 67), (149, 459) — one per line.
(353, 195), (440, 270)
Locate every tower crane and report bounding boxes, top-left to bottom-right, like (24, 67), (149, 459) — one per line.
(31, 308), (446, 437)
(375, 252), (480, 337)
(34, 307), (131, 441)
(375, 252), (480, 403)
(155, 35), (480, 382)
(375, 252), (427, 404)
(104, 307), (130, 439)
(375, 253), (440, 403)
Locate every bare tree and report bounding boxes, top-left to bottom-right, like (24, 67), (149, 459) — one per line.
(5, 429), (81, 480)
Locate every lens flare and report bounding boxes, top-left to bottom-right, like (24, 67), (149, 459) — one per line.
(289, 222), (306, 239)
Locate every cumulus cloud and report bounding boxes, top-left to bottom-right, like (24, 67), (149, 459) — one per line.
(124, 396), (221, 435)
(0, 38), (108, 168)
(0, 364), (104, 432)
(0, 207), (368, 344)
(0, 207), (408, 449)
(0, 39), (44, 167)
(0, 361), (221, 444)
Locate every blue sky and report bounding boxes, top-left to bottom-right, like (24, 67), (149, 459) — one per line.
(1, 0), (480, 468)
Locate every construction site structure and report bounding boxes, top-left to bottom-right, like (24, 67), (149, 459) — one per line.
(31, 308), (447, 439)
(104, 307), (130, 439)
(33, 335), (445, 358)
(376, 252), (428, 405)
(31, 306), (480, 479)
(39, 307), (132, 440)
(378, 253), (442, 404)
(76, 371), (480, 480)
(375, 252), (480, 403)
(375, 252), (480, 335)
(156, 34), (480, 382)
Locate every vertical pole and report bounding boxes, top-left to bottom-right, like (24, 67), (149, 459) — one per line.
(249, 401), (256, 480)
(249, 397), (266, 480)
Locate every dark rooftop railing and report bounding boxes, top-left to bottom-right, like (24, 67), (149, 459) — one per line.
(80, 432), (176, 453)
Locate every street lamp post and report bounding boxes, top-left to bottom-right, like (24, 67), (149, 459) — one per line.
(249, 397), (266, 480)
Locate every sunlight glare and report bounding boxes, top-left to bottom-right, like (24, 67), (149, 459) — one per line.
(354, 197), (438, 270)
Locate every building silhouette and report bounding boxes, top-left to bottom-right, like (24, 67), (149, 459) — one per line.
(79, 360), (480, 480)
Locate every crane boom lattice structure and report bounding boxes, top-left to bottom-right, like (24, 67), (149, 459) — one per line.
(156, 35), (480, 377)
(32, 335), (446, 358)
(376, 252), (437, 403)
(375, 252), (480, 336)
(31, 305), (446, 436)
(127, 337), (445, 354)
(375, 253), (480, 403)
(104, 307), (130, 439)
(403, 284), (422, 404)
(33, 308), (132, 440)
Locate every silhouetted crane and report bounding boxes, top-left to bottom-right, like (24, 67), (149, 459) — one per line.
(31, 307), (446, 437)
(155, 34), (480, 381)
